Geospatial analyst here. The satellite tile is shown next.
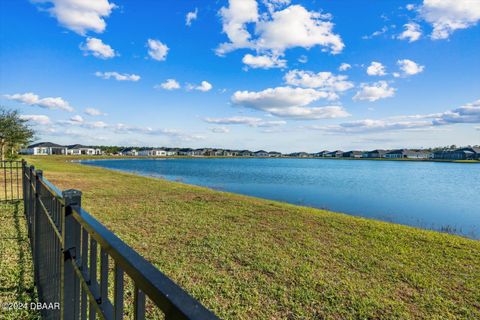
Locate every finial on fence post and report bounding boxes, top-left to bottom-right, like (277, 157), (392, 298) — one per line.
(36, 170), (43, 180)
(62, 189), (82, 207)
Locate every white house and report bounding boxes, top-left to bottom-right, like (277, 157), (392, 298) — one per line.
(20, 142), (67, 155)
(138, 149), (169, 156)
(66, 144), (101, 155)
(120, 148), (138, 156)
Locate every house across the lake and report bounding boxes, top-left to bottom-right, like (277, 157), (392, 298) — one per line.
(253, 150), (269, 157)
(362, 149), (388, 158)
(384, 149), (430, 159)
(66, 144), (101, 156)
(21, 142), (67, 155)
(343, 151), (363, 158)
(325, 150), (343, 158)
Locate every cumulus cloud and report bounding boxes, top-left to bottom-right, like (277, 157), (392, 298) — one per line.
(4, 92), (74, 112)
(155, 79), (181, 90)
(147, 39), (169, 61)
(186, 8), (198, 26)
(398, 23), (422, 42)
(419, 0), (480, 39)
(85, 108), (106, 116)
(284, 70), (354, 94)
(95, 71), (140, 81)
(353, 81), (396, 102)
(19, 114), (51, 125)
(395, 59), (425, 77)
(31, 0), (116, 35)
(338, 63), (351, 71)
(188, 81), (213, 92)
(231, 86), (350, 119)
(216, 1), (344, 58)
(366, 61), (387, 76)
(204, 116), (286, 127)
(242, 53), (286, 69)
(80, 37), (116, 59)
(433, 99), (480, 125)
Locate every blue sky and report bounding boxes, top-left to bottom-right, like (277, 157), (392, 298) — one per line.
(1, 0), (479, 152)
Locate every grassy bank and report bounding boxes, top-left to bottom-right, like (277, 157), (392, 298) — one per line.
(25, 156), (480, 319)
(0, 202), (40, 320)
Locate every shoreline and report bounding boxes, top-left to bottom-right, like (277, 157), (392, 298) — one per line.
(77, 157), (479, 240)
(38, 154), (480, 164)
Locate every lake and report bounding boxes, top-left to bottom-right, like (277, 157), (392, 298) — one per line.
(82, 158), (480, 239)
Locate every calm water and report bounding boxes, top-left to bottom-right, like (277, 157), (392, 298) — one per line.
(82, 158), (480, 239)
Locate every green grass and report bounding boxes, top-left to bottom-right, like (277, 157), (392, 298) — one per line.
(0, 201), (40, 320)
(24, 156), (480, 319)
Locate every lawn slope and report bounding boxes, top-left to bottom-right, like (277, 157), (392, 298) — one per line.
(25, 156), (480, 320)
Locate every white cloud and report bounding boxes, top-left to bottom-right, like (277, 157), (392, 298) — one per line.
(95, 71), (140, 81)
(19, 114), (51, 125)
(398, 23), (422, 42)
(318, 99), (480, 133)
(113, 124), (205, 142)
(362, 26), (388, 39)
(89, 121), (108, 128)
(255, 5), (344, 54)
(188, 81), (213, 92)
(284, 70), (354, 93)
(419, 0), (480, 39)
(353, 81), (396, 102)
(338, 63), (351, 71)
(31, 0), (116, 35)
(242, 53), (286, 69)
(80, 37), (116, 59)
(70, 115), (84, 123)
(216, 0), (259, 55)
(216, 1), (344, 57)
(186, 8), (198, 26)
(209, 126), (230, 133)
(396, 59), (425, 77)
(85, 108), (106, 116)
(4, 92), (74, 112)
(433, 99), (480, 125)
(231, 86), (350, 119)
(155, 79), (181, 90)
(204, 116), (286, 127)
(147, 39), (169, 61)
(298, 55), (308, 63)
(406, 4), (416, 11)
(262, 0), (291, 13)
(366, 61), (387, 76)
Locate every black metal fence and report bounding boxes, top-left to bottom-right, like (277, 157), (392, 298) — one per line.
(0, 160), (22, 201)
(20, 161), (219, 320)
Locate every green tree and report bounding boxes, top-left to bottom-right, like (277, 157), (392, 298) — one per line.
(0, 107), (35, 160)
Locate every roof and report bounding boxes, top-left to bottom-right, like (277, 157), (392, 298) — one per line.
(28, 142), (64, 148)
(386, 149), (428, 155)
(67, 144), (92, 149)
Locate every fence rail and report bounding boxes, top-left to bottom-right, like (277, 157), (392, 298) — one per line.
(19, 160), (219, 320)
(0, 160), (22, 201)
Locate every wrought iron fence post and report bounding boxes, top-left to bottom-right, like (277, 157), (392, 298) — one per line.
(62, 189), (82, 320)
(34, 169), (43, 288)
